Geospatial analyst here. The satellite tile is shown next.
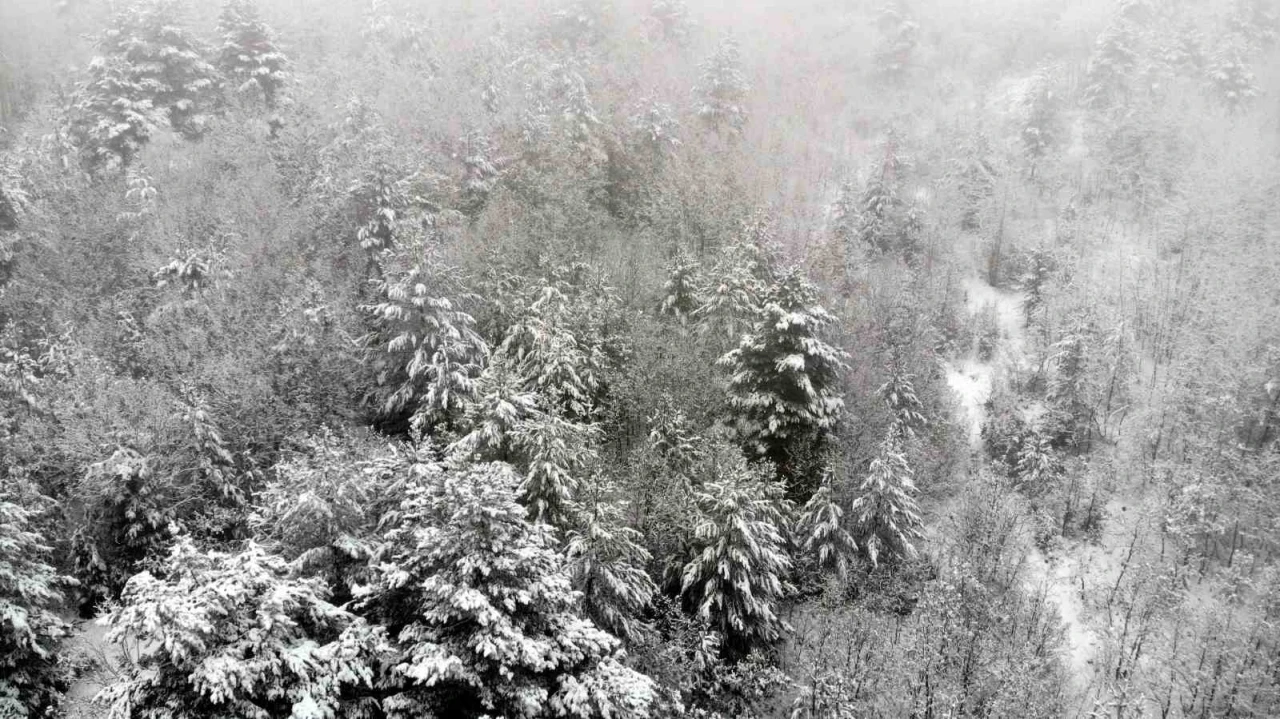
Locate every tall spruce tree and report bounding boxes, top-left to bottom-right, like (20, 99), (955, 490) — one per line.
(848, 432), (923, 567)
(103, 0), (219, 139)
(694, 35), (749, 136)
(1, 498), (72, 718)
(361, 264), (489, 434)
(718, 268), (847, 482)
(363, 461), (656, 719)
(216, 0), (289, 108)
(680, 451), (793, 657)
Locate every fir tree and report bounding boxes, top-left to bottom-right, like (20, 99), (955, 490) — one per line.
(497, 283), (606, 421)
(67, 54), (166, 170)
(1046, 322), (1094, 449)
(854, 132), (920, 257)
(364, 461), (657, 719)
(878, 365), (926, 440)
(448, 358), (542, 462)
(848, 433), (923, 567)
(100, 539), (387, 719)
(216, 0), (289, 108)
(99, 0), (220, 140)
(0, 497), (72, 718)
(681, 454), (793, 657)
(658, 251), (704, 324)
(510, 412), (600, 527)
(1207, 49), (1259, 112)
(694, 213), (777, 343)
(1021, 67), (1060, 163)
(874, 2), (920, 84)
(566, 493), (657, 642)
(695, 36), (749, 136)
(70, 448), (176, 613)
(650, 0), (693, 44)
(795, 475), (858, 579)
(362, 264), (489, 433)
(953, 132), (996, 232)
(1083, 21), (1138, 110)
(718, 268), (847, 479)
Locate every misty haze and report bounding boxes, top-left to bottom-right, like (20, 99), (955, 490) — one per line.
(1, 0), (1278, 717)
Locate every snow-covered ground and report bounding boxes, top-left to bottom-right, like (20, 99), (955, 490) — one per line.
(942, 273), (1102, 692)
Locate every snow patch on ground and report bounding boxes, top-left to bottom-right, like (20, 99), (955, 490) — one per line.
(62, 617), (124, 717)
(943, 275), (1100, 690)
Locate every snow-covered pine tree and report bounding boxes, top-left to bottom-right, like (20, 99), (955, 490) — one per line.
(681, 452), (793, 657)
(566, 493), (657, 642)
(874, 2), (920, 84)
(1207, 48), (1259, 112)
(364, 461), (657, 719)
(694, 212), (777, 343)
(854, 131), (920, 257)
(848, 433), (923, 567)
(953, 132), (995, 232)
(216, 0), (289, 108)
(1021, 67), (1060, 162)
(1230, 0), (1280, 50)
(795, 475), (858, 579)
(448, 357), (543, 462)
(0, 498), (72, 718)
(99, 539), (387, 719)
(658, 251), (704, 324)
(694, 35), (749, 136)
(1083, 21), (1138, 110)
(510, 411), (600, 526)
(361, 263), (488, 434)
(1046, 321), (1094, 449)
(497, 283), (607, 421)
(68, 54), (166, 170)
(879, 365), (926, 440)
(718, 267), (847, 479)
(650, 0), (693, 44)
(98, 0), (220, 140)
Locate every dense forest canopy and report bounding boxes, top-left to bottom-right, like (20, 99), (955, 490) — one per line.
(2, 0), (1279, 717)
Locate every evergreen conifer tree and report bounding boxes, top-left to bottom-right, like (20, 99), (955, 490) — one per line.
(364, 462), (657, 719)
(848, 433), (923, 567)
(100, 540), (387, 719)
(718, 268), (847, 479)
(796, 476), (858, 579)
(658, 252), (704, 324)
(68, 54), (166, 170)
(566, 494), (657, 642)
(680, 453), (793, 657)
(362, 264), (489, 433)
(216, 0), (289, 108)
(0, 498), (72, 718)
(102, 0), (219, 139)
(694, 36), (749, 136)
